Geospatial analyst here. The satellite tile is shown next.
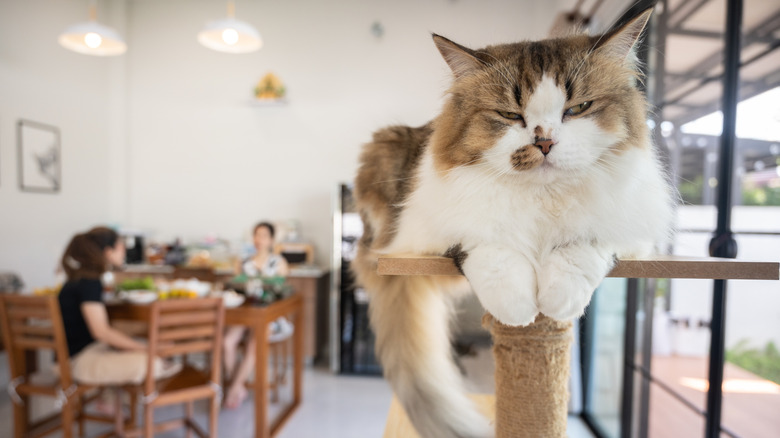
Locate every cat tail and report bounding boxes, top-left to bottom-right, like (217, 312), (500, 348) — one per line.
(366, 273), (493, 438)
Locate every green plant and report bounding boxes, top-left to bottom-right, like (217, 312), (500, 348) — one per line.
(678, 175), (704, 205)
(726, 340), (780, 385)
(741, 186), (780, 206)
(117, 276), (155, 291)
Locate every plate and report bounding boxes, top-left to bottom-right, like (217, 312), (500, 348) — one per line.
(169, 279), (211, 297)
(221, 291), (245, 308)
(120, 290), (158, 304)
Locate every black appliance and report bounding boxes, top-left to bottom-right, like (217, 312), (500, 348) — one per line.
(331, 183), (382, 375)
(123, 233), (145, 264)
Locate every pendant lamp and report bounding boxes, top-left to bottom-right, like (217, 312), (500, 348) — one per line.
(58, 2), (127, 56)
(198, 1), (262, 54)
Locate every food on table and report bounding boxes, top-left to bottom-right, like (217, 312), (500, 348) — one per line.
(187, 250), (213, 268)
(117, 276), (156, 292)
(164, 289), (199, 299)
(33, 285), (61, 296)
(218, 290), (245, 308)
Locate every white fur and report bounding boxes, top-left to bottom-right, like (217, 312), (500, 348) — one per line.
(385, 74), (674, 323)
(368, 276), (493, 438)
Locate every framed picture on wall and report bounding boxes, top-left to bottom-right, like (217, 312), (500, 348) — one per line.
(17, 119), (61, 193)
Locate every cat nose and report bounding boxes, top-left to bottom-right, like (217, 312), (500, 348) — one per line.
(534, 137), (556, 155)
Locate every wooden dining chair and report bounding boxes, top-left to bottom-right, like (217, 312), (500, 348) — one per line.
(116, 298), (225, 438)
(0, 294), (117, 438)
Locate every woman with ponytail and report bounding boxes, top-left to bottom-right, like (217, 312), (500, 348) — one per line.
(59, 226), (178, 384)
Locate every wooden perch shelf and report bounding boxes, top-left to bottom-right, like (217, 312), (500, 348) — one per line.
(377, 254), (780, 280)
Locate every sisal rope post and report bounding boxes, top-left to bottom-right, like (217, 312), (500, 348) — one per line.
(484, 313), (572, 438)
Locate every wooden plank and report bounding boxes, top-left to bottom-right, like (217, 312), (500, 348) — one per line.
(158, 325), (215, 342)
(10, 323), (53, 337)
(157, 340), (214, 358)
(14, 336), (55, 350)
(223, 294), (304, 325)
(153, 387), (215, 407)
(377, 255), (780, 280)
(16, 384), (57, 397)
(157, 298), (223, 311)
(6, 307), (49, 320)
(377, 255), (463, 277)
(158, 311), (216, 328)
(610, 255), (780, 280)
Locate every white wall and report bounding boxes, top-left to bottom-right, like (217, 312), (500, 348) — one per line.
(0, 0), (125, 288)
(1, 0), (561, 287)
(122, 0), (561, 262)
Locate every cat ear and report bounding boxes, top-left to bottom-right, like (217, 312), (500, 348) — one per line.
(595, 8), (653, 61)
(432, 34), (485, 79)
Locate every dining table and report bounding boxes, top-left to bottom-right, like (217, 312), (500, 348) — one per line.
(106, 293), (304, 438)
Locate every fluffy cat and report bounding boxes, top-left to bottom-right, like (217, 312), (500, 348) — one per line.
(352, 9), (674, 438)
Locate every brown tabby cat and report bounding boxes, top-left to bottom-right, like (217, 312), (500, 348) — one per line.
(353, 9), (674, 438)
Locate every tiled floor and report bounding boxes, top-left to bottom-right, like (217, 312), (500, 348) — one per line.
(0, 347), (594, 437)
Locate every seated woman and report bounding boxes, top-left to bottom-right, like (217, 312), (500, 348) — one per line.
(223, 221), (290, 409)
(59, 226), (177, 385)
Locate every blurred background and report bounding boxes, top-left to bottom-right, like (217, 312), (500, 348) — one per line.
(1, 0), (778, 437)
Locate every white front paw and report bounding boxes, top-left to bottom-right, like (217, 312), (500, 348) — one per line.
(461, 246), (538, 326)
(537, 246), (613, 321)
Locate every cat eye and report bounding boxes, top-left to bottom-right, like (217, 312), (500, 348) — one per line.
(496, 111), (524, 122)
(564, 101), (592, 117)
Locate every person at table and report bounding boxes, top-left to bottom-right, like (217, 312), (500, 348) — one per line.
(58, 226), (178, 385)
(223, 221), (291, 409)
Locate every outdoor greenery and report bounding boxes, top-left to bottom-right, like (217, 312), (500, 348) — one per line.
(742, 185), (780, 206)
(726, 340), (780, 385)
(678, 175), (704, 205)
(677, 176), (780, 206)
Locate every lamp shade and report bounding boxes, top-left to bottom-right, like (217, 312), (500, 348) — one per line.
(198, 17), (262, 53)
(58, 21), (127, 56)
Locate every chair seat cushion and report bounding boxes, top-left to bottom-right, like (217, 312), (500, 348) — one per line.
(71, 342), (182, 385)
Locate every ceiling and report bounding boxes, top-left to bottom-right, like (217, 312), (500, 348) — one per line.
(659, 0), (780, 127)
(556, 0), (780, 127)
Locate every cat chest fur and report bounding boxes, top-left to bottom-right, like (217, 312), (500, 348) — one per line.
(385, 145), (664, 258)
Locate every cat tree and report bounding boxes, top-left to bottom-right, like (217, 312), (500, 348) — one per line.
(378, 255), (779, 438)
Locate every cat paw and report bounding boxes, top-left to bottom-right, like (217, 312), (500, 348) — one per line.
(461, 246), (538, 326)
(537, 246), (613, 321)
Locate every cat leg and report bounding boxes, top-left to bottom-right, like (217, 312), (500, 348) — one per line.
(536, 243), (615, 321)
(458, 244), (539, 326)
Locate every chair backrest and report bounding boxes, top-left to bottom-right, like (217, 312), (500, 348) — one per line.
(0, 294), (74, 387)
(144, 298), (224, 394)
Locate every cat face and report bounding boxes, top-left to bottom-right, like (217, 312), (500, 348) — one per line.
(430, 12), (651, 182)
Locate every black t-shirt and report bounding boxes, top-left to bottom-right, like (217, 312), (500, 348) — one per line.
(58, 278), (103, 357)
